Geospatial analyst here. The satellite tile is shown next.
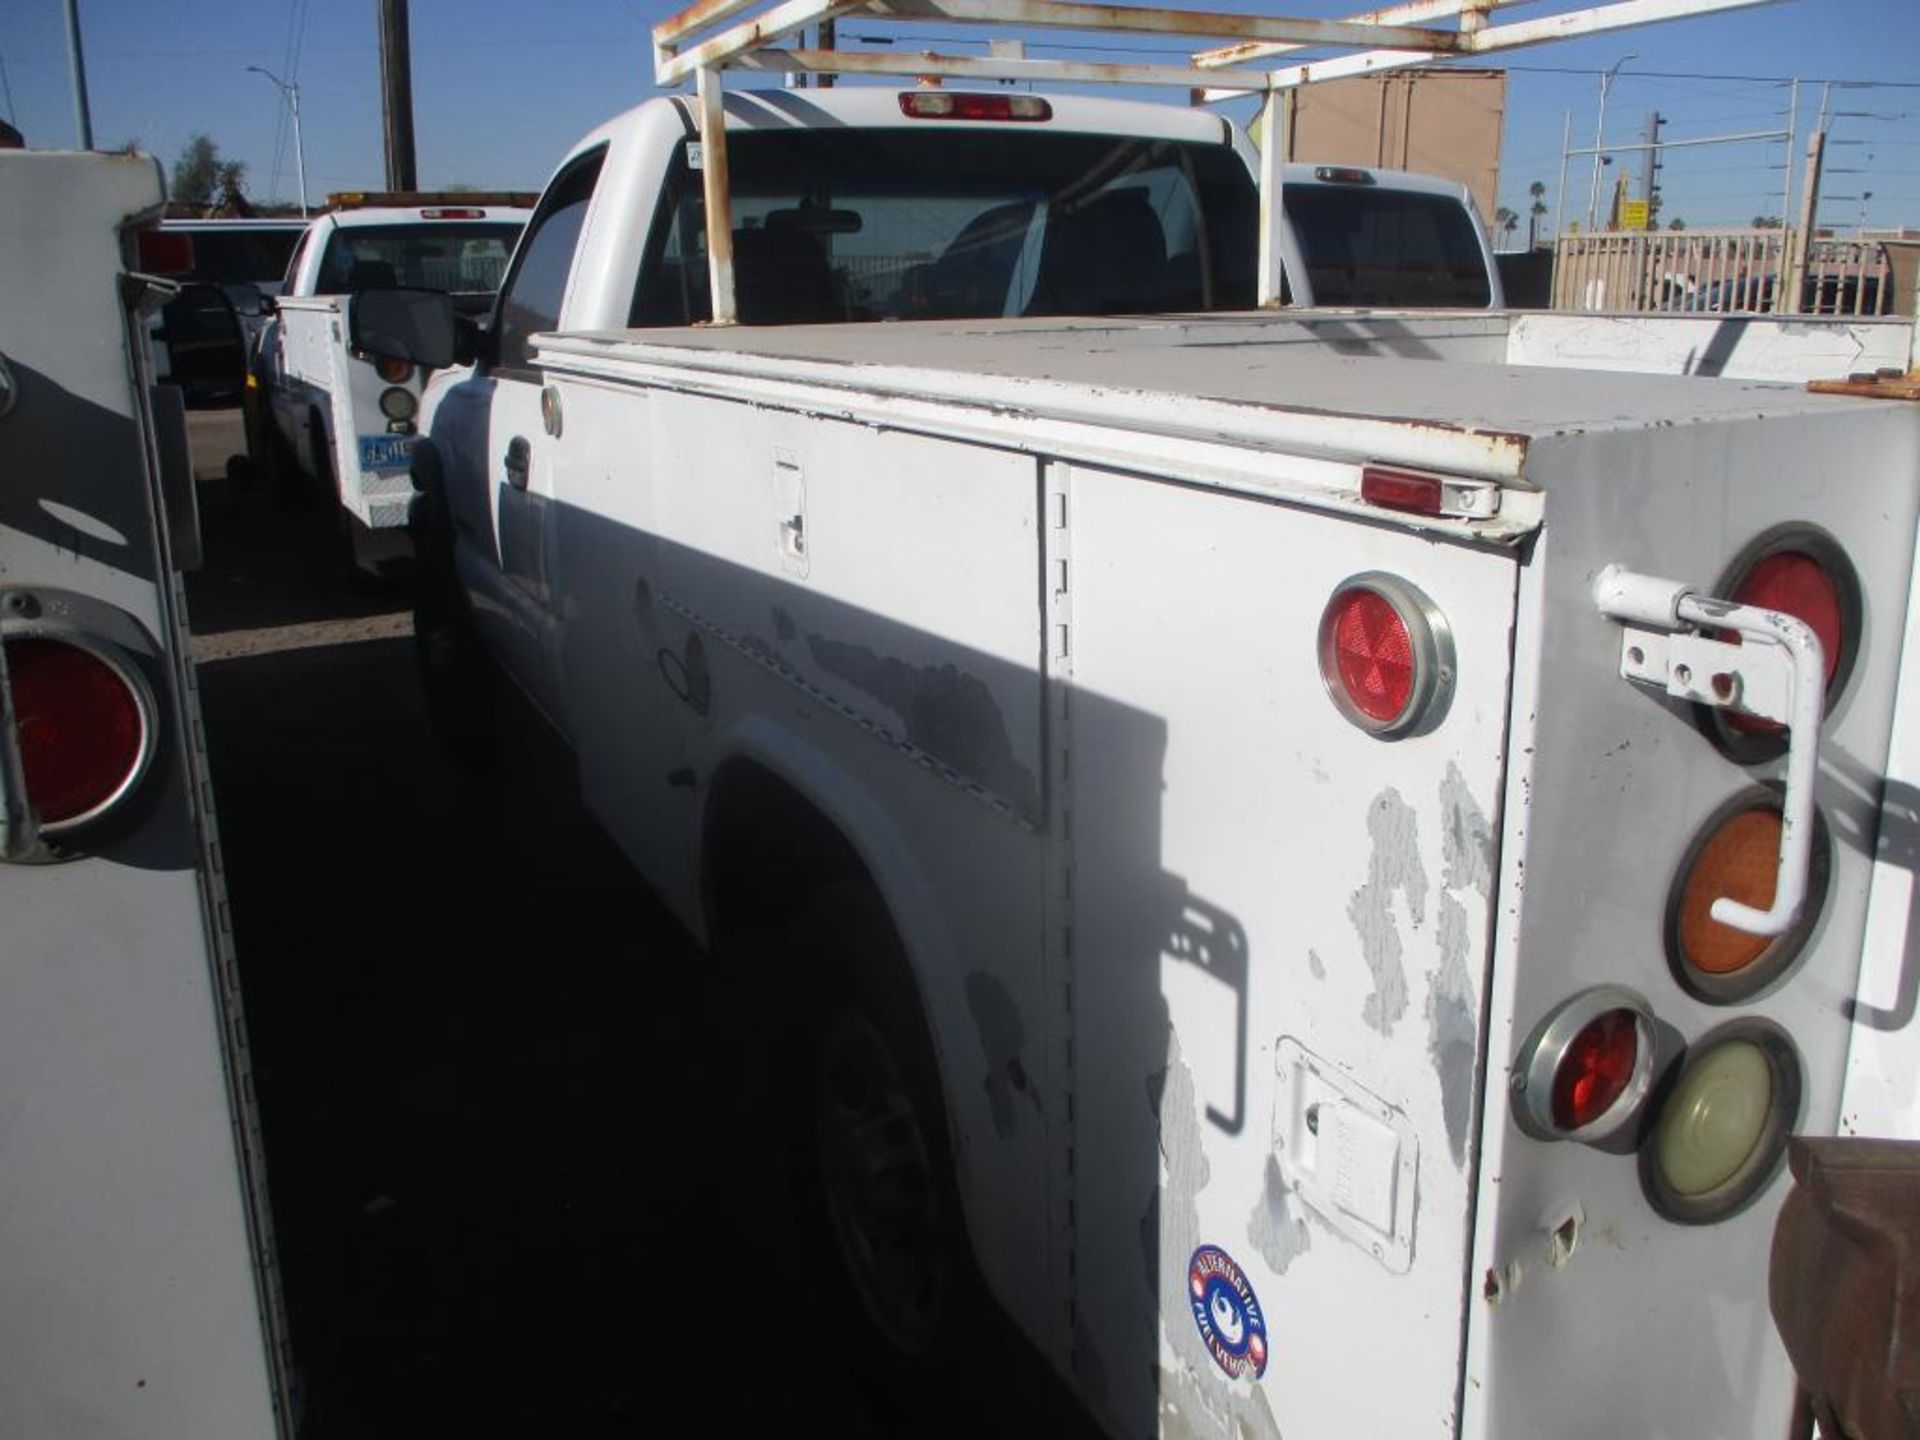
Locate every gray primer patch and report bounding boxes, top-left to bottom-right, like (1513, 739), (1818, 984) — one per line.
(964, 971), (1041, 1139)
(1142, 1033), (1209, 1321)
(1307, 949), (1326, 982)
(806, 635), (1041, 818)
(1158, 1361), (1284, 1440)
(1246, 1155), (1311, 1276)
(1347, 788), (1426, 1036)
(1143, 1035), (1282, 1440)
(1428, 893), (1479, 1169)
(1440, 761), (1495, 899)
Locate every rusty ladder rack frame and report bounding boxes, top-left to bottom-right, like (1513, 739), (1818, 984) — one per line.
(652, 0), (1787, 323)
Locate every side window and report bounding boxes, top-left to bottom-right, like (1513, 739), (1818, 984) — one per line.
(496, 147), (607, 373)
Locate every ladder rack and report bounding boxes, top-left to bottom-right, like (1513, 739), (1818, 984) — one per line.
(650, 0), (1788, 320)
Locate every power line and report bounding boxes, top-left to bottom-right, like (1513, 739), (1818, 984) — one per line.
(0, 51), (16, 126)
(1507, 64), (1919, 88)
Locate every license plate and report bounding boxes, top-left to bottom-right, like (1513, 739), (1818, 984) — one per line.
(358, 434), (415, 473)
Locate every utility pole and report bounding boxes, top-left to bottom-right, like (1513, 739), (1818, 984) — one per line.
(247, 66), (308, 217)
(378, 0), (418, 192)
(1641, 110), (1663, 229)
(1783, 127), (1826, 316)
(61, 0), (93, 149)
(1554, 109), (1572, 239)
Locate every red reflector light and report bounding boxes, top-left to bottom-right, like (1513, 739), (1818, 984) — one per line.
(1317, 575), (1454, 738)
(375, 356), (413, 384)
(1360, 465), (1443, 516)
(7, 636), (149, 827)
(897, 92), (1052, 122)
(1551, 1009), (1642, 1131)
(137, 229), (196, 276)
(420, 208), (485, 220)
(1314, 166), (1376, 185)
(1331, 589), (1414, 724)
(1513, 986), (1656, 1143)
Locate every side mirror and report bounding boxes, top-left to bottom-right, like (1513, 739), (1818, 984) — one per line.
(453, 312), (491, 369)
(222, 284), (272, 318)
(348, 286), (457, 370)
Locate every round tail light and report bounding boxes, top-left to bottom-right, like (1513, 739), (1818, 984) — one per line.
(1702, 526), (1860, 760)
(375, 357), (413, 384)
(1642, 1019), (1800, 1225)
(1512, 986), (1657, 1143)
(1665, 788), (1831, 1003)
(5, 634), (156, 831)
(378, 385), (418, 422)
(1317, 573), (1454, 738)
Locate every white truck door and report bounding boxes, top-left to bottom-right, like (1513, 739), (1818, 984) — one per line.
(1060, 462), (1518, 1439)
(474, 149), (606, 724)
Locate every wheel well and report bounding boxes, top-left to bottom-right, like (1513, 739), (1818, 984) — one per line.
(702, 758), (873, 959)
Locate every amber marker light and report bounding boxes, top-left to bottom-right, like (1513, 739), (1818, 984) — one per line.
(1665, 789), (1831, 1004)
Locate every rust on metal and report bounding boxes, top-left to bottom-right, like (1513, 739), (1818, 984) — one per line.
(695, 66), (738, 326)
(870, 0), (1466, 49)
(1769, 1136), (1920, 1440)
(655, 0), (766, 54)
(658, 0), (865, 85)
(1193, 0), (1519, 70)
(1808, 369), (1920, 401)
(728, 46), (1277, 90)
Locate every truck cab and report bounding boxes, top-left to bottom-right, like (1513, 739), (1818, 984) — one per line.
(408, 87), (1493, 722)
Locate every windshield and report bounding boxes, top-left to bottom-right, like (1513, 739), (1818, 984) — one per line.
(1283, 186), (1491, 307)
(631, 129), (1257, 326)
(315, 223), (522, 294)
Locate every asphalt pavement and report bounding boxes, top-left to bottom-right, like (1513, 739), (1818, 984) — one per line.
(182, 408), (881, 1438)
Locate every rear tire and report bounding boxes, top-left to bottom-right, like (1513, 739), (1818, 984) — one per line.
(307, 407), (335, 504)
(782, 884), (1012, 1430)
(245, 386), (302, 504)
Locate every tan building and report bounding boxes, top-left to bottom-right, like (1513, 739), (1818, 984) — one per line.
(1269, 68), (1508, 229)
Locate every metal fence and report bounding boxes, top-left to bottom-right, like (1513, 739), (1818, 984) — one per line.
(1551, 230), (1891, 316)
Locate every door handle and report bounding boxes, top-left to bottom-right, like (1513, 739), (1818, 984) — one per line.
(1594, 565), (1826, 937)
(503, 436), (530, 491)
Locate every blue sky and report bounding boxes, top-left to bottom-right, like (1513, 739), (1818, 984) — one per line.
(4, 0), (1916, 233)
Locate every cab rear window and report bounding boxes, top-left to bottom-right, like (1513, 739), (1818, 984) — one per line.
(631, 128), (1257, 326)
(1284, 187), (1491, 307)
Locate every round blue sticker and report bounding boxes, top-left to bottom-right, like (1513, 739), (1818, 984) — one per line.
(1188, 1244), (1269, 1380)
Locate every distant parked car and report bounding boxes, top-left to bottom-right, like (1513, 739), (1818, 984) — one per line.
(1669, 270), (1885, 317)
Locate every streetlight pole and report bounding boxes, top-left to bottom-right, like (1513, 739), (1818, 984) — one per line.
(247, 64), (308, 217)
(1585, 53), (1637, 231)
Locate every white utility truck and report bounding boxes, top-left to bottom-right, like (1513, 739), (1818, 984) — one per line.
(0, 147), (291, 1439)
(354, 2), (1920, 1436)
(250, 192), (529, 568)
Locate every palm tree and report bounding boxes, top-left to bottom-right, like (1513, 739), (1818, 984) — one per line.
(1529, 180), (1548, 248)
(1495, 206), (1519, 251)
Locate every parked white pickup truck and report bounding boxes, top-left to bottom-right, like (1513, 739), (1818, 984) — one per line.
(355, 74), (1920, 1440)
(249, 193), (529, 568)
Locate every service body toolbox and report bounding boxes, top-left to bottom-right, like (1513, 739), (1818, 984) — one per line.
(519, 313), (1918, 1438)
(0, 148), (290, 1439)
